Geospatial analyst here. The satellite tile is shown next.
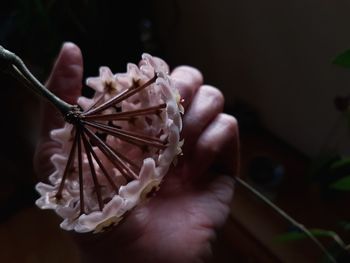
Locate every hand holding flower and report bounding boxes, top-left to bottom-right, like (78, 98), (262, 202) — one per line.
(34, 42), (239, 263)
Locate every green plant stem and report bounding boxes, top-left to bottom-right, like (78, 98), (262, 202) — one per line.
(233, 177), (338, 263)
(0, 45), (74, 116)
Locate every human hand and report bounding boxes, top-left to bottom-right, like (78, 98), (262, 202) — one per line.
(34, 42), (239, 263)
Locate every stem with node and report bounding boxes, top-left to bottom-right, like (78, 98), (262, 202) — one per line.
(233, 177), (339, 263)
(0, 45), (75, 117)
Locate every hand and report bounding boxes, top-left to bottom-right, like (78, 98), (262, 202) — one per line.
(34, 43), (239, 263)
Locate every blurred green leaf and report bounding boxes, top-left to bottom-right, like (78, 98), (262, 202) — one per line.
(275, 229), (339, 243)
(333, 50), (350, 68)
(275, 232), (307, 242)
(345, 111), (350, 132)
(308, 152), (339, 179)
(330, 157), (350, 170)
(338, 221), (350, 231)
(330, 176), (350, 191)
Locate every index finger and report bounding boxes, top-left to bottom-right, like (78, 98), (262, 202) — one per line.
(34, 43), (83, 180)
(170, 66), (203, 110)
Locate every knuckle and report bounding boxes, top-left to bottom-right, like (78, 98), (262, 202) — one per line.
(199, 85), (225, 109)
(218, 113), (238, 135)
(197, 135), (221, 156)
(201, 85), (224, 100)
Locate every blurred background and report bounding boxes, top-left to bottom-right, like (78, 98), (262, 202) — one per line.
(1, 0), (350, 262)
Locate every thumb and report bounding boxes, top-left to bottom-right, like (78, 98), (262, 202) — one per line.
(41, 42), (83, 137)
(34, 42), (83, 179)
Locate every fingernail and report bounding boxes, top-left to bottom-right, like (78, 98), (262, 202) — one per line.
(62, 41), (77, 50)
(59, 42), (82, 66)
(172, 66), (203, 84)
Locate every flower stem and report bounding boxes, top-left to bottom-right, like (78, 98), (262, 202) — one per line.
(83, 73), (157, 116)
(81, 129), (104, 211)
(82, 103), (166, 121)
(80, 129), (120, 193)
(77, 127), (85, 215)
(0, 45), (74, 116)
(233, 177), (338, 263)
(83, 120), (167, 149)
(83, 126), (139, 180)
(56, 128), (79, 199)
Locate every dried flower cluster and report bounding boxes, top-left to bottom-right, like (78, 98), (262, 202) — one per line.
(35, 54), (183, 233)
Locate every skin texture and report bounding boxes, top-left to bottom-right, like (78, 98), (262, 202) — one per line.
(34, 42), (239, 263)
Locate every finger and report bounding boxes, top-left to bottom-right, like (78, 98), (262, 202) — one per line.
(41, 42), (83, 139)
(182, 85), (224, 149)
(191, 113), (239, 180)
(170, 66), (203, 110)
(34, 42), (83, 179)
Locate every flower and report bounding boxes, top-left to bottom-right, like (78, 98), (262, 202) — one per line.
(35, 54), (183, 233)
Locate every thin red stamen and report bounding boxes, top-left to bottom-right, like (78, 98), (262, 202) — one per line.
(77, 128), (85, 215)
(83, 73), (157, 116)
(82, 103), (166, 121)
(80, 130), (119, 193)
(85, 93), (105, 112)
(91, 120), (164, 143)
(55, 128), (78, 199)
(81, 131), (104, 211)
(83, 120), (167, 150)
(83, 126), (139, 180)
(114, 149), (140, 172)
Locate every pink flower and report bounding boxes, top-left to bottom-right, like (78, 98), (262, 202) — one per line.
(35, 54), (183, 233)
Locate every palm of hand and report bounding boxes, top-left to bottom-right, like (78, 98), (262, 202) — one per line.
(34, 43), (238, 263)
(112, 164), (234, 263)
(73, 160), (233, 263)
